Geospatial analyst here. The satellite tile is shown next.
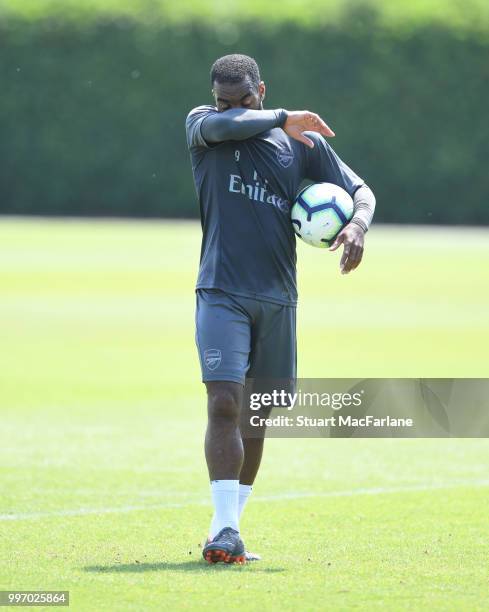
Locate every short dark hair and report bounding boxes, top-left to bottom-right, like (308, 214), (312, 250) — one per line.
(210, 54), (261, 90)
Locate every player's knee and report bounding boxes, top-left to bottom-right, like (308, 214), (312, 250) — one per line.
(207, 386), (240, 423)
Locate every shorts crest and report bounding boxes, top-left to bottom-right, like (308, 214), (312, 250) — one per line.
(204, 348), (222, 370)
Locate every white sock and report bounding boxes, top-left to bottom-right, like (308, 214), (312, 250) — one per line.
(238, 483), (253, 518)
(209, 480), (239, 540)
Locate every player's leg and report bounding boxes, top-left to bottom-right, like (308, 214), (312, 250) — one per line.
(239, 300), (297, 504)
(205, 381), (243, 481)
(235, 301), (296, 561)
(195, 289), (251, 563)
(203, 381), (247, 563)
(239, 437), (265, 486)
(239, 385), (273, 486)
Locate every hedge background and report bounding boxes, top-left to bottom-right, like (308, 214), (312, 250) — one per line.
(1, 2), (488, 224)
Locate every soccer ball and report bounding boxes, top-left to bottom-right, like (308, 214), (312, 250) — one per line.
(291, 182), (354, 248)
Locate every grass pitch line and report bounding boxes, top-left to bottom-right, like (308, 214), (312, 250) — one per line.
(2, 479), (489, 522)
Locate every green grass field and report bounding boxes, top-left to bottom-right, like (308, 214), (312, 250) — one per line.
(3, 0), (489, 30)
(1, 218), (489, 611)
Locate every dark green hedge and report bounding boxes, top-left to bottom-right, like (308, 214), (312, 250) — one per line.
(1, 13), (488, 224)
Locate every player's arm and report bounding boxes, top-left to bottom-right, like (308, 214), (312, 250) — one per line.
(203, 109), (335, 144)
(201, 108), (288, 143)
(303, 132), (376, 274)
(186, 105), (334, 149)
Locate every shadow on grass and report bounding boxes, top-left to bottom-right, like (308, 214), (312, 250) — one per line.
(83, 561), (285, 573)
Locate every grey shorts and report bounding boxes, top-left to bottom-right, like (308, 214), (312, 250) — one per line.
(195, 288), (297, 385)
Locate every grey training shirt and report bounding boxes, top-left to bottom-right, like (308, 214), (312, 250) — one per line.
(186, 105), (364, 305)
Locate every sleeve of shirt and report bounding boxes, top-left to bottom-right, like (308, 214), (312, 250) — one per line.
(303, 132), (364, 197)
(185, 105), (289, 150)
(185, 105), (218, 150)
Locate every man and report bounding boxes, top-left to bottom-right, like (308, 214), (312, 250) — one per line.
(185, 54), (375, 564)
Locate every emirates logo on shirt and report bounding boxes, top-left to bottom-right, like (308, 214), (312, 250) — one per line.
(228, 171), (290, 213)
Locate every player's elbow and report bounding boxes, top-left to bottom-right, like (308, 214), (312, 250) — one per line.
(200, 115), (231, 143)
(357, 183), (376, 203)
(365, 185), (376, 210)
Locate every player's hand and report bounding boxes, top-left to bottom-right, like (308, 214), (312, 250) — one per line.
(329, 223), (365, 274)
(283, 111), (335, 148)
